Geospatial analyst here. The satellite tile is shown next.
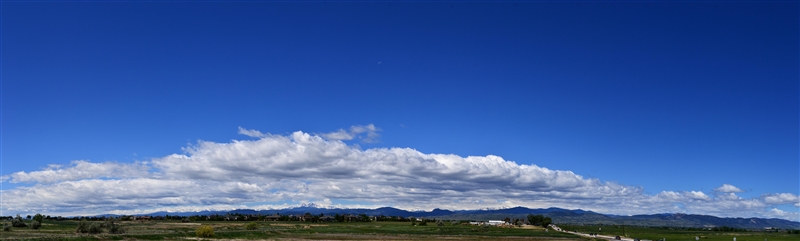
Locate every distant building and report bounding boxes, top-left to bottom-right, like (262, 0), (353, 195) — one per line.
(488, 220), (505, 226)
(263, 215), (281, 221)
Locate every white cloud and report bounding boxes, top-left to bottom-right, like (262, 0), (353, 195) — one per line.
(0, 127), (798, 222)
(1, 160), (149, 184)
(320, 129), (352, 141)
(718, 192), (742, 201)
(320, 124), (380, 143)
(714, 184), (744, 193)
(685, 191), (711, 201)
(656, 191), (682, 201)
(763, 193), (800, 205)
(238, 126), (267, 138)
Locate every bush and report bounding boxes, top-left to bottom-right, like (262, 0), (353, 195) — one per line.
(196, 225), (214, 238)
(31, 221), (41, 230)
(76, 219), (89, 233)
(108, 224), (125, 234)
(87, 222), (103, 234)
(11, 215), (27, 228)
(245, 222), (258, 230)
(106, 218), (125, 234)
(3, 223), (11, 231)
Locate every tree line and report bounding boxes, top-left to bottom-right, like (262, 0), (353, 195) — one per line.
(4, 212), (556, 230)
(527, 214), (553, 227)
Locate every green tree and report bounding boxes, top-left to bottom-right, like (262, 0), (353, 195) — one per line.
(542, 216), (552, 227)
(527, 214), (550, 227)
(33, 214), (44, 223)
(526, 214), (538, 226)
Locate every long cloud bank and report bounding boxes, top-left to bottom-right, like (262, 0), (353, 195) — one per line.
(2, 126), (798, 221)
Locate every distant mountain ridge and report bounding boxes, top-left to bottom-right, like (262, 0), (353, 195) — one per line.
(112, 206), (798, 229)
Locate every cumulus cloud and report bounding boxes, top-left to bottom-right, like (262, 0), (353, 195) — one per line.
(1, 160), (149, 184)
(763, 193), (800, 205)
(685, 191), (711, 201)
(320, 124), (380, 143)
(714, 184), (744, 193)
(0, 127), (798, 221)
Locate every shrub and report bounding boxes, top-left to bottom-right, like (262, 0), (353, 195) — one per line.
(87, 222), (103, 234)
(245, 222), (258, 230)
(106, 218), (125, 234)
(76, 219), (89, 233)
(108, 224), (125, 234)
(196, 225), (214, 238)
(3, 223), (11, 231)
(11, 215), (27, 228)
(31, 221), (41, 230)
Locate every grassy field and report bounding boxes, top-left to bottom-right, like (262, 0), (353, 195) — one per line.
(3, 220), (798, 241)
(558, 224), (799, 241)
(0, 220), (578, 240)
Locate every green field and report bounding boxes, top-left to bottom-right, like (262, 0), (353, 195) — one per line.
(0, 220), (577, 240)
(3, 220), (798, 241)
(558, 224), (799, 241)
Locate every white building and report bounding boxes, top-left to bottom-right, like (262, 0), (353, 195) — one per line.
(488, 220), (505, 226)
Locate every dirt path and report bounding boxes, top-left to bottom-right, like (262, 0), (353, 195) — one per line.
(552, 225), (637, 241)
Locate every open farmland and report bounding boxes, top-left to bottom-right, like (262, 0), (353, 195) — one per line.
(3, 219), (799, 241)
(0, 220), (579, 240)
(557, 224), (800, 241)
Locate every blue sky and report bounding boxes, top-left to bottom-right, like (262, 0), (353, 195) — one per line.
(2, 2), (798, 220)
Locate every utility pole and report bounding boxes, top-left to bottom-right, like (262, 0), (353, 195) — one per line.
(622, 223), (626, 237)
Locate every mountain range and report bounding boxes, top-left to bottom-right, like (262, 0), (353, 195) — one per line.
(121, 205), (799, 230)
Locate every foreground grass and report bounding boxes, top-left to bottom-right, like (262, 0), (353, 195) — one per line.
(5, 221), (796, 241)
(558, 224), (799, 241)
(0, 220), (578, 240)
